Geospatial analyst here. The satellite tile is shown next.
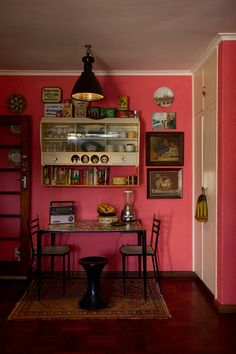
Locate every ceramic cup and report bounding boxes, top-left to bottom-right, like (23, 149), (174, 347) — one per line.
(125, 144), (135, 152)
(127, 131), (135, 138)
(118, 144), (125, 152)
(120, 131), (127, 138)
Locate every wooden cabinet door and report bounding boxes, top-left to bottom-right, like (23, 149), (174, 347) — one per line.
(203, 50), (217, 109)
(0, 115), (31, 278)
(194, 66), (204, 115)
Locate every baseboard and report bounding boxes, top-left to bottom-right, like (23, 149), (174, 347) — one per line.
(214, 300), (236, 313)
(194, 274), (236, 313)
(0, 275), (27, 280)
(159, 271), (196, 278)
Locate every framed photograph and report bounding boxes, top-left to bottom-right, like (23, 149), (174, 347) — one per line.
(42, 87), (62, 103)
(147, 168), (183, 199)
(152, 112), (176, 129)
(146, 132), (184, 166)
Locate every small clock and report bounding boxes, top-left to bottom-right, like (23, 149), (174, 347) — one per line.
(7, 93), (27, 113)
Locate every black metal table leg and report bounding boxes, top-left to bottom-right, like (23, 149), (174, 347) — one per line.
(36, 230), (42, 301)
(141, 230), (147, 300)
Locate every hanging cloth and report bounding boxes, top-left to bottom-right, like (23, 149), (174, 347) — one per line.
(195, 187), (208, 223)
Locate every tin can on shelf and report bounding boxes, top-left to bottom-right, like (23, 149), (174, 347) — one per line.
(100, 107), (115, 118)
(115, 110), (130, 118)
(87, 107), (100, 118)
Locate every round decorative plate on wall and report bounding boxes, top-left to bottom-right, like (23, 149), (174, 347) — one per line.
(7, 93), (27, 113)
(153, 87), (174, 107)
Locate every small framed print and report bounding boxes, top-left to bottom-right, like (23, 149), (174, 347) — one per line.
(147, 168), (183, 199)
(146, 132), (184, 166)
(152, 112), (176, 129)
(42, 87), (62, 103)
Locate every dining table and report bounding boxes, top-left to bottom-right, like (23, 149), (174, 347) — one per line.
(36, 219), (147, 300)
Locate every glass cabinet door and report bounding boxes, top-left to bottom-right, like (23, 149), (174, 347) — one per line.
(40, 118), (140, 187)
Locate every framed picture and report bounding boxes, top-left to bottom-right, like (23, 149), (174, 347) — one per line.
(146, 132), (184, 166)
(42, 87), (62, 103)
(152, 112), (176, 129)
(147, 168), (183, 199)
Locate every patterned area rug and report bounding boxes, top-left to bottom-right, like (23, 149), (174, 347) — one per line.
(8, 277), (171, 320)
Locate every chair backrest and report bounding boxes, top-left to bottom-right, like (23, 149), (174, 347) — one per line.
(28, 216), (40, 254)
(149, 214), (161, 253)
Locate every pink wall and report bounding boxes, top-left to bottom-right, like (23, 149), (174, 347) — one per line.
(218, 41), (236, 304)
(0, 75), (192, 272)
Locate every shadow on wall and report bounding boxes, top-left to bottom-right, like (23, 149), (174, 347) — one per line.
(158, 212), (173, 272)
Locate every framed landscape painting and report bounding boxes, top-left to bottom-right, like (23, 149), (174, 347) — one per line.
(146, 132), (184, 166)
(147, 168), (183, 199)
(152, 112), (176, 129)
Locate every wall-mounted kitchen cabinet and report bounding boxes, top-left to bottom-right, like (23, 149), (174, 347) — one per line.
(40, 117), (140, 187)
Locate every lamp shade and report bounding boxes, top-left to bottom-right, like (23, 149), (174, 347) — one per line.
(71, 46), (104, 102)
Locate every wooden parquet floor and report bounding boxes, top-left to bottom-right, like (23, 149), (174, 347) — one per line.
(1, 277), (236, 354)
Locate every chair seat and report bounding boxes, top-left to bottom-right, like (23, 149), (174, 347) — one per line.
(35, 245), (70, 256)
(120, 245), (155, 256)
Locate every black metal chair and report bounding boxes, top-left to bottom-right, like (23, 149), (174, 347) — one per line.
(28, 216), (71, 297)
(119, 214), (161, 294)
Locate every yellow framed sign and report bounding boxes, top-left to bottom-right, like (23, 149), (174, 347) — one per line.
(42, 87), (62, 103)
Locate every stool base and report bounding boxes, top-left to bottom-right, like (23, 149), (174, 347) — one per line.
(79, 295), (107, 311)
(79, 256), (108, 311)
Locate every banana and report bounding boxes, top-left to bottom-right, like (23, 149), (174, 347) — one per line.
(97, 203), (115, 215)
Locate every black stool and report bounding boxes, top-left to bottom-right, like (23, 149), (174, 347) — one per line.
(79, 256), (108, 310)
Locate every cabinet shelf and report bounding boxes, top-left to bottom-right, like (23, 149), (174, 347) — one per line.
(0, 168), (21, 172)
(42, 184), (139, 188)
(0, 145), (21, 149)
(0, 214), (20, 218)
(0, 191), (20, 195)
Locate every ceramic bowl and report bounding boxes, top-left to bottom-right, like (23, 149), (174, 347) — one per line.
(112, 177), (128, 185)
(98, 215), (118, 224)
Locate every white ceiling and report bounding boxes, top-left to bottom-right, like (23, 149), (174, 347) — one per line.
(1, 0), (236, 74)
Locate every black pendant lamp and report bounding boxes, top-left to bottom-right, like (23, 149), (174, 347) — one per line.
(71, 44), (104, 102)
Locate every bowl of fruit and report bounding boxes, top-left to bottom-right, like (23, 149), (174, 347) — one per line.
(97, 203), (117, 224)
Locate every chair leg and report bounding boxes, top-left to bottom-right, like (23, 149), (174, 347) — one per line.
(51, 255), (54, 277)
(151, 256), (156, 279)
(27, 254), (35, 294)
(62, 255), (66, 296)
(138, 255), (142, 277)
(153, 255), (161, 291)
(122, 254), (126, 295)
(67, 252), (70, 281)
